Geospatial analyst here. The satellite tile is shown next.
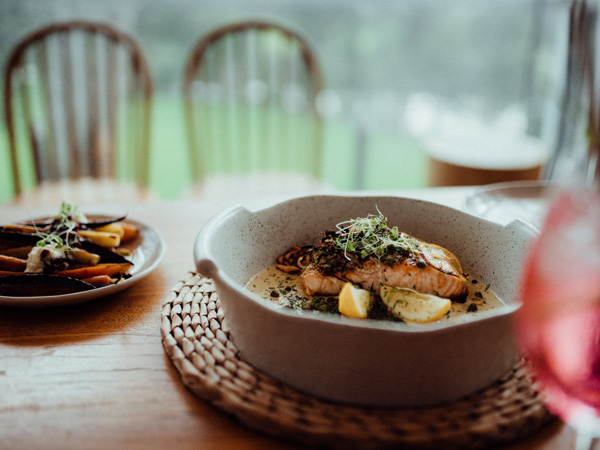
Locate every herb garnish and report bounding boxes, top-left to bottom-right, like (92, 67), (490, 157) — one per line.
(334, 209), (419, 260)
(33, 201), (85, 255)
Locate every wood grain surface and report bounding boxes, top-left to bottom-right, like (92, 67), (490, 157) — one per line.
(0, 190), (575, 449)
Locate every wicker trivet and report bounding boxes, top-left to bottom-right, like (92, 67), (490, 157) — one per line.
(161, 272), (554, 449)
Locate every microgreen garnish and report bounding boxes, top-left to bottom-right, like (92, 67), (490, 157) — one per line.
(58, 201), (86, 225)
(33, 201), (85, 253)
(334, 209), (420, 260)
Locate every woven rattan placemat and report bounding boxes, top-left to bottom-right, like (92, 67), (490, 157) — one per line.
(161, 272), (554, 449)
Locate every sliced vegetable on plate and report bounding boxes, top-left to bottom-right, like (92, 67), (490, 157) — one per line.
(0, 201), (139, 296)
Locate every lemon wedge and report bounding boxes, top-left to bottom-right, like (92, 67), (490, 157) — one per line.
(338, 282), (372, 318)
(419, 242), (463, 276)
(380, 285), (451, 323)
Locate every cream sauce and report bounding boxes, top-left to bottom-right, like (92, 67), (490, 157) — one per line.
(25, 245), (66, 273)
(245, 264), (506, 324)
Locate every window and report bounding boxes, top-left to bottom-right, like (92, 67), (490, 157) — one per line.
(0, 0), (570, 200)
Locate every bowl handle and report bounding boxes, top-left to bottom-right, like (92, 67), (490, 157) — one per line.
(196, 257), (219, 279)
(193, 204), (248, 280)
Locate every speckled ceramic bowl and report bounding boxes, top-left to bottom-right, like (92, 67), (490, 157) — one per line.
(194, 195), (538, 407)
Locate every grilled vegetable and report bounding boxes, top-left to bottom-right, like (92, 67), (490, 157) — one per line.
(0, 201), (138, 297)
(0, 274), (95, 296)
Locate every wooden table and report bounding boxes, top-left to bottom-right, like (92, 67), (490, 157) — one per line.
(0, 188), (575, 449)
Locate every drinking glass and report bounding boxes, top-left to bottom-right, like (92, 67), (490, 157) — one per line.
(516, 185), (600, 450)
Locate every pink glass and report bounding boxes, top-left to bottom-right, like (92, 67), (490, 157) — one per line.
(517, 187), (600, 449)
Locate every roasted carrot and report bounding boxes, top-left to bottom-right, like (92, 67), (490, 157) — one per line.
(0, 224), (39, 234)
(0, 246), (33, 259)
(80, 275), (113, 288)
(0, 270), (24, 276)
(55, 262), (132, 280)
(120, 222), (139, 244)
(0, 255), (27, 272)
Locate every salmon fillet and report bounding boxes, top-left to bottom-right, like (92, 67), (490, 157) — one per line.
(276, 213), (468, 300)
(282, 215), (468, 300)
(301, 255), (468, 299)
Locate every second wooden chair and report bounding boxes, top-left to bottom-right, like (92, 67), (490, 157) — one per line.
(3, 20), (153, 205)
(183, 20), (327, 200)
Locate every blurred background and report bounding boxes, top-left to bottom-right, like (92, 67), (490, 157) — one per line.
(0, 0), (572, 202)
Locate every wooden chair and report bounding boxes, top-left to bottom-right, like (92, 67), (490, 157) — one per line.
(183, 20), (328, 199)
(3, 20), (153, 205)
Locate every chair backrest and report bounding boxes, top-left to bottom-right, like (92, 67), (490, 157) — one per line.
(183, 20), (324, 186)
(3, 20), (153, 196)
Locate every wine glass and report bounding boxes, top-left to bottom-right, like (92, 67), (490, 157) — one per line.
(516, 184), (600, 450)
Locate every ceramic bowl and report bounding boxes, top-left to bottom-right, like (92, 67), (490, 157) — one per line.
(194, 195), (538, 407)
